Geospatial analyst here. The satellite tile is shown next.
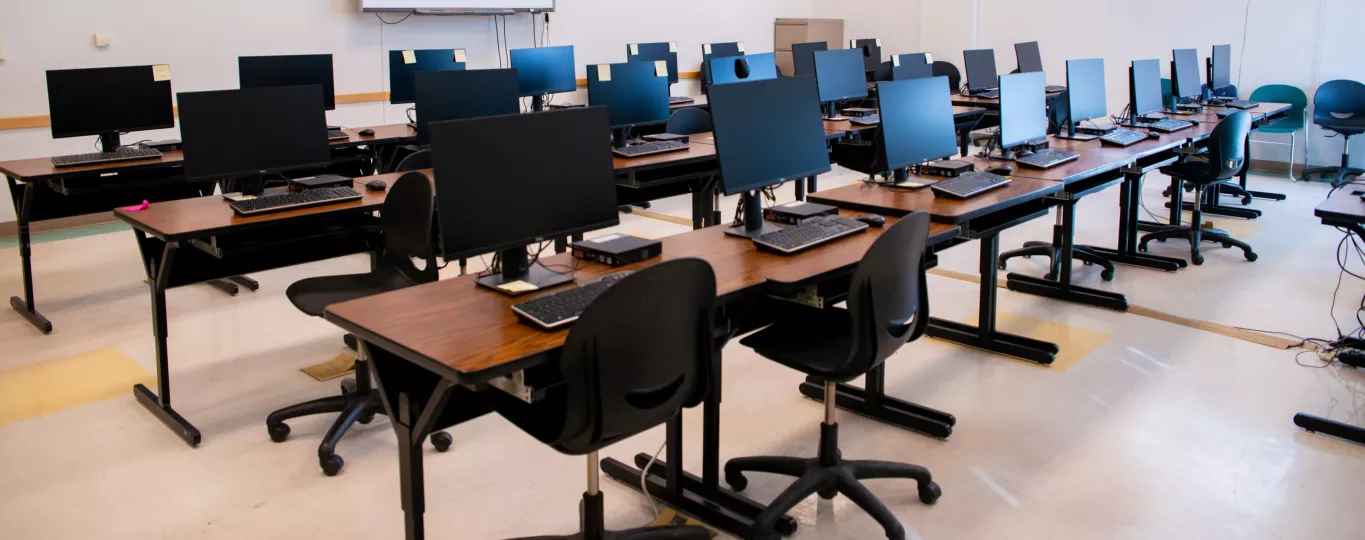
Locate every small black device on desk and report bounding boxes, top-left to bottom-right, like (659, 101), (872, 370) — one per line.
(931, 170), (1011, 199)
(289, 174), (353, 191)
(570, 233), (662, 266)
(512, 272), (633, 329)
(763, 201), (838, 225)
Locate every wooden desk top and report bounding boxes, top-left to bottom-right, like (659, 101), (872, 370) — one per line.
(1316, 191), (1365, 225)
(952, 91), (1062, 108)
(672, 95), (708, 109)
(973, 134), (1187, 184)
(324, 209), (958, 382)
(613, 134), (718, 171)
(809, 176), (1062, 224)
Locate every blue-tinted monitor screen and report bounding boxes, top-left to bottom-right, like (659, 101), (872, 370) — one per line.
(1130, 59), (1164, 116)
(1066, 58), (1106, 123)
(1000, 71), (1047, 148)
(709, 53), (778, 85)
(964, 49), (998, 91)
(628, 42), (679, 85)
(1172, 48), (1201, 99)
(389, 50), (466, 104)
(1015, 41), (1044, 74)
(587, 62), (671, 129)
(792, 42), (828, 77)
(709, 76), (831, 195)
(510, 45), (577, 96)
(877, 76), (959, 169)
(814, 48), (869, 103)
(1211, 44), (1231, 90)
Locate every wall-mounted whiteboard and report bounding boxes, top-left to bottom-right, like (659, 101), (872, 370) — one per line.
(360, 0), (554, 12)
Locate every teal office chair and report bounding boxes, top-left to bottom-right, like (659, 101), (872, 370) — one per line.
(1162, 78), (1174, 110)
(1248, 85), (1309, 179)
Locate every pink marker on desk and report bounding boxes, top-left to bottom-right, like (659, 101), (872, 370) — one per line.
(123, 200), (150, 212)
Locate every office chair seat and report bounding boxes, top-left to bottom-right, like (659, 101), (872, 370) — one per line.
(1317, 117), (1365, 136)
(1157, 158), (1212, 184)
(740, 306), (853, 380)
(286, 269), (421, 317)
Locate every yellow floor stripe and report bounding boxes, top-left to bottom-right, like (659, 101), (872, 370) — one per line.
(630, 209), (695, 227)
(0, 348), (153, 427)
(959, 313), (1112, 371)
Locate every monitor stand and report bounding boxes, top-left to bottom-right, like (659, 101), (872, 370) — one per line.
(612, 128), (630, 149)
(531, 95), (546, 112)
(1056, 118), (1097, 141)
(97, 132), (122, 153)
(476, 246), (573, 296)
(823, 103), (850, 121)
(724, 191), (784, 239)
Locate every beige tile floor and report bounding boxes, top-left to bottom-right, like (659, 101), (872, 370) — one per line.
(2, 167), (1365, 539)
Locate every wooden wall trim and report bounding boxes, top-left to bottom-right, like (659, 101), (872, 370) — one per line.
(0, 212), (118, 239)
(0, 71), (702, 133)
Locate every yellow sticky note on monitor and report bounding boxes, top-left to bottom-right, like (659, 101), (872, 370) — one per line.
(655, 60), (668, 77)
(597, 64), (611, 82)
(925, 52), (934, 64)
(152, 64), (171, 82)
(892, 55), (901, 67)
(737, 41), (745, 53)
(630, 43), (640, 56)
(454, 49), (467, 62)
(669, 42), (677, 53)
(703, 43), (712, 55)
(402, 50), (416, 64)
(876, 39), (882, 47)
(850, 39), (857, 48)
(497, 280), (540, 294)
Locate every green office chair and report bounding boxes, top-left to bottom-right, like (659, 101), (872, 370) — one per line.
(1161, 78), (1175, 110)
(1248, 85), (1308, 180)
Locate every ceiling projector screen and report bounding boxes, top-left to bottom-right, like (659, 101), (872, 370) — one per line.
(360, 0), (554, 12)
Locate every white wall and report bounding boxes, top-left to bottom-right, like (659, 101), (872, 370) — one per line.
(812, 0), (922, 64)
(0, 0), (813, 222)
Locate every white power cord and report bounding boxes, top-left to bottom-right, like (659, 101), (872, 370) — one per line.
(641, 441), (666, 519)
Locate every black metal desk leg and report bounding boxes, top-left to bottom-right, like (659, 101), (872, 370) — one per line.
(133, 241), (201, 447)
(1006, 199), (1130, 311)
(1089, 171), (1187, 271)
(925, 233), (1061, 365)
(8, 181), (52, 334)
(797, 365), (956, 438)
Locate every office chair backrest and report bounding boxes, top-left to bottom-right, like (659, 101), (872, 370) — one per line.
(395, 149), (431, 172)
(1313, 80), (1365, 125)
(381, 172), (439, 283)
(1204, 111), (1253, 183)
(552, 258), (717, 454)
(1202, 83), (1238, 99)
(667, 108), (713, 135)
(836, 212), (931, 381)
(931, 61), (961, 92)
(1249, 84), (1308, 130)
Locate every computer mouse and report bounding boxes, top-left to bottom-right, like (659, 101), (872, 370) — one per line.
(1147, 131), (1162, 139)
(365, 180), (387, 192)
(988, 165), (1013, 176)
(855, 214), (886, 228)
(1189, 119), (1201, 126)
(358, 128), (376, 136)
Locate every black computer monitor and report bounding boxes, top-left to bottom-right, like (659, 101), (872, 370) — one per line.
(239, 54), (336, 110)
(177, 86), (331, 196)
(1171, 48), (1202, 100)
(414, 69), (521, 145)
(851, 39), (882, 72)
(701, 42), (744, 86)
(963, 49), (999, 92)
(709, 76), (830, 238)
(874, 53), (933, 82)
(430, 107), (619, 293)
(813, 48), (869, 117)
(792, 41), (828, 77)
(709, 53), (779, 85)
(999, 71), (1048, 151)
(1064, 58), (1106, 136)
(1129, 59), (1164, 121)
(388, 49), (466, 105)
(1209, 44), (1232, 91)
(627, 42), (679, 85)
(877, 76), (959, 171)
(510, 45), (577, 111)
(45, 65), (175, 152)
(1015, 41), (1044, 74)
(586, 61), (670, 148)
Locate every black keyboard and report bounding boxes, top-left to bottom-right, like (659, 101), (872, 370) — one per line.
(327, 129), (350, 141)
(51, 147), (163, 168)
(931, 171), (1011, 199)
(669, 96), (696, 105)
(752, 215), (869, 254)
(1145, 119), (1194, 133)
(612, 140), (689, 158)
(512, 272), (633, 329)
(1100, 129), (1148, 147)
(228, 186), (363, 217)
(1045, 85), (1066, 93)
(1015, 148), (1081, 169)
(850, 114), (880, 126)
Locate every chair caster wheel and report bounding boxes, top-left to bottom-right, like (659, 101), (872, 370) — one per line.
(726, 471), (748, 492)
(1157, 238), (1166, 243)
(1138, 244), (1148, 252)
(1192, 254), (1205, 265)
(340, 378), (357, 396)
(321, 454), (344, 476)
(1044, 273), (1056, 281)
(267, 422), (290, 443)
(919, 482), (942, 505)
(819, 487), (839, 500)
(1083, 260), (1093, 266)
(774, 517), (799, 536)
(1222, 242), (1232, 249)
(431, 432), (453, 452)
(1242, 196), (1252, 205)
(1101, 269), (1115, 281)
(998, 263), (1008, 270)
(1246, 252), (1258, 262)
(358, 412), (376, 425)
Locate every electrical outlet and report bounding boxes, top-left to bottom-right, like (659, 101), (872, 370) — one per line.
(93, 33), (110, 48)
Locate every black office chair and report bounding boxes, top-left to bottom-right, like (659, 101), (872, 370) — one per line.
(265, 172), (452, 476)
(1303, 80), (1365, 186)
(666, 108), (713, 135)
(931, 61), (961, 92)
(1139, 112), (1259, 265)
(725, 213), (941, 540)
(394, 149), (431, 172)
(481, 259), (716, 540)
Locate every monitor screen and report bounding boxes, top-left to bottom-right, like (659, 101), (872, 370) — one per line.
(239, 54), (336, 110)
(1211, 44), (1232, 90)
(701, 42), (743, 84)
(709, 76), (830, 195)
(813, 48), (869, 104)
(1066, 58), (1106, 124)
(46, 66), (175, 140)
(1130, 59), (1164, 116)
(1172, 48), (1202, 99)
(999, 71), (1047, 149)
(177, 86), (331, 181)
(414, 69), (521, 145)
(510, 45), (577, 97)
(852, 39), (882, 72)
(431, 107), (619, 260)
(792, 41), (828, 77)
(587, 62), (671, 129)
(627, 42), (679, 85)
(878, 76), (959, 169)
(389, 49), (466, 104)
(963, 49), (999, 91)
(1015, 41), (1044, 74)
(709, 53), (779, 85)
(875, 53), (933, 82)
